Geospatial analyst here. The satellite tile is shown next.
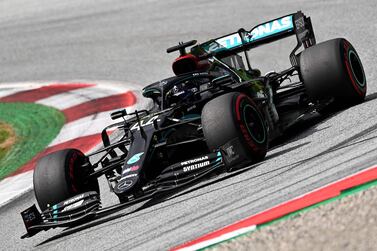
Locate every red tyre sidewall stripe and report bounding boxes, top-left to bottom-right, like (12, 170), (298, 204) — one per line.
(343, 40), (365, 97)
(235, 93), (244, 121)
(68, 151), (79, 193)
(234, 94), (264, 152)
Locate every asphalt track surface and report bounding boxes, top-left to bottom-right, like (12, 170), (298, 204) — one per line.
(0, 0), (376, 250)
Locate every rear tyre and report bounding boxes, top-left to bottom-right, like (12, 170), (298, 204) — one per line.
(201, 92), (268, 164)
(300, 38), (366, 105)
(33, 149), (99, 211)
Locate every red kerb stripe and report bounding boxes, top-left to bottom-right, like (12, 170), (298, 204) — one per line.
(171, 166), (377, 250)
(0, 83), (95, 102)
(62, 91), (137, 123)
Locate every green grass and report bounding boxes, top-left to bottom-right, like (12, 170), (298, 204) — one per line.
(0, 103), (65, 180)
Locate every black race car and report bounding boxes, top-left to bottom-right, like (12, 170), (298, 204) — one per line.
(21, 11), (366, 238)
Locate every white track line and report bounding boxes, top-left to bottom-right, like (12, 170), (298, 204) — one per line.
(48, 91), (149, 145)
(0, 87), (34, 99)
(36, 84), (126, 110)
(0, 171), (33, 207)
(176, 225), (257, 251)
(0, 82), (65, 99)
(48, 107), (134, 145)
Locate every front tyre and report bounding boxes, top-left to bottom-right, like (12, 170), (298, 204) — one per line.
(33, 149), (99, 211)
(300, 38), (366, 105)
(202, 92), (268, 165)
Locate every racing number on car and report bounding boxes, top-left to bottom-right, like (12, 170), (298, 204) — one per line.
(130, 115), (159, 131)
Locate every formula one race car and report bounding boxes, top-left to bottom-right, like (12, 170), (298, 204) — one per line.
(21, 11), (366, 238)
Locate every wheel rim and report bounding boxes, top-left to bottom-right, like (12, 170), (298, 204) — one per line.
(242, 104), (266, 144)
(348, 50), (366, 87)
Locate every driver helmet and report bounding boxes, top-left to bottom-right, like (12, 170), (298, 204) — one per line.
(167, 81), (198, 106)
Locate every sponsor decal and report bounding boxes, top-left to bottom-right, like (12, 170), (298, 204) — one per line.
(63, 194), (84, 206)
(23, 211), (36, 221)
(224, 144), (240, 163)
(117, 180), (133, 190)
(216, 151), (222, 162)
(124, 173), (138, 179)
(295, 16), (305, 29)
(52, 204), (58, 220)
(225, 145), (235, 157)
(122, 165), (140, 174)
(130, 165), (140, 171)
(207, 15), (293, 52)
(127, 152), (144, 165)
(192, 72), (208, 76)
(212, 33), (242, 51)
(122, 167), (131, 174)
(159, 80), (168, 86)
(62, 200), (83, 212)
(120, 173), (138, 181)
(221, 139), (242, 165)
(187, 105), (196, 112)
(245, 16), (293, 42)
(130, 115), (159, 131)
(183, 161), (210, 172)
(181, 156), (209, 166)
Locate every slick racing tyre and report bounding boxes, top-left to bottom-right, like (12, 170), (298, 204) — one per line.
(300, 38), (366, 105)
(202, 92), (268, 165)
(33, 149), (99, 211)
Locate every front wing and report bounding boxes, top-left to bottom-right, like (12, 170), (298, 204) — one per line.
(20, 149), (233, 238)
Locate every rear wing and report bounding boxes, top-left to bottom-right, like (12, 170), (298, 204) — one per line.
(192, 11), (316, 66)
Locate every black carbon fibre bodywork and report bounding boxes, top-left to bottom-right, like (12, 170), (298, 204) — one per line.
(21, 11), (329, 238)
